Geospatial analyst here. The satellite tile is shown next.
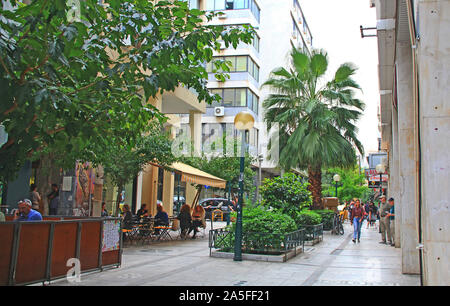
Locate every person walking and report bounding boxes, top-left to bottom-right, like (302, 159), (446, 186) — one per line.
(368, 201), (378, 228)
(351, 199), (365, 243)
(348, 201), (355, 223)
(378, 195), (391, 244)
(385, 197), (395, 246)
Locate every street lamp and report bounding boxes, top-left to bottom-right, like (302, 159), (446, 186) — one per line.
(233, 111), (255, 261)
(376, 163), (385, 197)
(333, 174), (341, 198)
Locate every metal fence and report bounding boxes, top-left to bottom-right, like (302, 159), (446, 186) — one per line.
(299, 223), (323, 245)
(209, 228), (305, 257)
(0, 217), (122, 286)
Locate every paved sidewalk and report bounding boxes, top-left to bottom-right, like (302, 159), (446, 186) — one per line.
(51, 220), (420, 286)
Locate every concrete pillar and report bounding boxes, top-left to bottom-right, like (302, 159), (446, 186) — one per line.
(135, 172), (143, 211)
(416, 0), (450, 286)
(162, 170), (174, 216)
(390, 106), (401, 247)
(189, 111), (202, 157)
(396, 40), (420, 275)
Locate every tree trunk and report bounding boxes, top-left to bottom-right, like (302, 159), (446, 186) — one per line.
(115, 183), (123, 217)
(35, 153), (63, 215)
(308, 165), (323, 210)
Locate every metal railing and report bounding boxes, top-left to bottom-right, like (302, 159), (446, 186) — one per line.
(209, 228), (305, 257)
(299, 223), (323, 245)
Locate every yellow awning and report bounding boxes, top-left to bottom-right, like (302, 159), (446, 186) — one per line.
(170, 162), (227, 189)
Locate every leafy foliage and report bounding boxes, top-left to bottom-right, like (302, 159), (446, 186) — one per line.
(314, 209), (335, 230)
(322, 165), (369, 202)
(217, 206), (298, 254)
(262, 47), (365, 208)
(294, 210), (322, 227)
(0, 0), (254, 182)
(180, 133), (256, 194)
(259, 172), (312, 216)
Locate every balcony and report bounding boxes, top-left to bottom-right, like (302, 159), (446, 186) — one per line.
(161, 85), (206, 114)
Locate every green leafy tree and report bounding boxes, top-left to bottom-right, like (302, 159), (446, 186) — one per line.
(259, 173), (312, 217)
(99, 124), (177, 216)
(322, 165), (369, 202)
(262, 47), (365, 209)
(0, 0), (254, 182)
(180, 133), (256, 195)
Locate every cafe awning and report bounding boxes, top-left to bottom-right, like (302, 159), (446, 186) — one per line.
(170, 162), (227, 189)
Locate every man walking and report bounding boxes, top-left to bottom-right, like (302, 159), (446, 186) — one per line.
(385, 197), (395, 246)
(378, 195), (392, 245)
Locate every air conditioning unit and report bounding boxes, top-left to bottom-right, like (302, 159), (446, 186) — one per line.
(214, 106), (225, 117)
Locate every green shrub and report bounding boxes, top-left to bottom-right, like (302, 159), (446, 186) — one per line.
(221, 207), (298, 253)
(314, 209), (335, 230)
(229, 206), (297, 234)
(260, 173), (312, 217)
(294, 210), (322, 227)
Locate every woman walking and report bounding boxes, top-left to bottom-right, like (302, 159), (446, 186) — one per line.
(351, 199), (366, 243)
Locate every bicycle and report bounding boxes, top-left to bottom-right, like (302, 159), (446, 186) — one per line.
(331, 212), (345, 235)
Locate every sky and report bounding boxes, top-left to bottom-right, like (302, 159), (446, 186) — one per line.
(299, 0), (381, 160)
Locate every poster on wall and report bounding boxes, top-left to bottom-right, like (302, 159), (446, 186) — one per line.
(74, 162), (95, 216)
(102, 219), (121, 252)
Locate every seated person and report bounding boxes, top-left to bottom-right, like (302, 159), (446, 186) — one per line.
(121, 204), (133, 230)
(189, 205), (206, 239)
(101, 202), (109, 217)
(154, 203), (169, 234)
(136, 203), (149, 219)
(13, 199), (43, 221)
(177, 204), (192, 239)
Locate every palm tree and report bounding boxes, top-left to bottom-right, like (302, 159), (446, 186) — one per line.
(262, 47), (365, 209)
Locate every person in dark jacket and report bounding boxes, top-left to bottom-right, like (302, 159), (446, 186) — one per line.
(122, 204), (133, 229)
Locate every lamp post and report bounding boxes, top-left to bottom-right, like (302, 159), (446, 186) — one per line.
(255, 153), (263, 203)
(233, 111), (255, 261)
(376, 163), (385, 197)
(333, 174), (341, 198)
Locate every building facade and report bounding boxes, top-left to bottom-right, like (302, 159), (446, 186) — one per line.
(373, 0), (449, 285)
(180, 0), (314, 184)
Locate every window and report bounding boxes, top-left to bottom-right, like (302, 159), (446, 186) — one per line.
(223, 89), (234, 106)
(252, 34), (260, 52)
(206, 0), (260, 22)
(235, 56), (247, 71)
(235, 88), (247, 106)
(207, 55), (259, 81)
(208, 88), (259, 113)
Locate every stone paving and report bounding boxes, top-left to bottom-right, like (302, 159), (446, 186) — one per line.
(50, 220), (420, 286)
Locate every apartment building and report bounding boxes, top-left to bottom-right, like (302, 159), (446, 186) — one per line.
(179, 0), (314, 191)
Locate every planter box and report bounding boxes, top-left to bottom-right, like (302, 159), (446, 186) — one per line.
(210, 245), (304, 263)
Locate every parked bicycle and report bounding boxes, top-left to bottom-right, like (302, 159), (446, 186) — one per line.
(331, 212), (344, 235)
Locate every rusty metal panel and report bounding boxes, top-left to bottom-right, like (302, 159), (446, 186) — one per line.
(15, 223), (50, 285)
